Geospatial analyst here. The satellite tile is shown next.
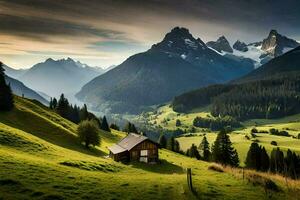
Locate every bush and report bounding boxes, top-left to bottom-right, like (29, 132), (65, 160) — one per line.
(251, 128), (258, 133)
(77, 120), (101, 148)
(270, 141), (277, 146)
(269, 128), (290, 137)
(208, 164), (224, 172)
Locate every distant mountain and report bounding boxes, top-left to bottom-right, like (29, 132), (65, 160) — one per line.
(206, 36), (233, 53)
(233, 40), (248, 52)
(20, 58), (104, 98)
(208, 30), (300, 68)
(172, 46), (300, 120)
(5, 75), (48, 105)
(77, 27), (254, 114)
(2, 64), (27, 79)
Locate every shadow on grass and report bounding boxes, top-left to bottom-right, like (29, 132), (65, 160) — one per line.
(0, 108), (106, 157)
(129, 159), (184, 174)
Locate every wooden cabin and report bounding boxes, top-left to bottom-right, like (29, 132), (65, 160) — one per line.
(108, 133), (159, 163)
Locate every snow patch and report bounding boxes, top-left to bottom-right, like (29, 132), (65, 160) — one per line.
(282, 47), (293, 54)
(208, 47), (226, 56)
(184, 39), (198, 49)
(181, 54), (187, 59)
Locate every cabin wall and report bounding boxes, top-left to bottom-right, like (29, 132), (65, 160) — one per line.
(129, 140), (158, 163)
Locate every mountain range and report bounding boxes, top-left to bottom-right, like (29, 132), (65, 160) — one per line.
(172, 45), (300, 118)
(19, 58), (104, 98)
(207, 30), (299, 67)
(4, 75), (48, 105)
(76, 27), (254, 114)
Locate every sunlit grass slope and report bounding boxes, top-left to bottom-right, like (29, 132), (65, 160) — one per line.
(0, 97), (299, 199)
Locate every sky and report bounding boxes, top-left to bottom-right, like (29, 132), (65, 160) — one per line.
(0, 0), (300, 69)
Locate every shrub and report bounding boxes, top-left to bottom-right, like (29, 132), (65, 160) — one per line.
(251, 128), (258, 133)
(208, 164), (224, 172)
(270, 141), (277, 146)
(77, 120), (101, 148)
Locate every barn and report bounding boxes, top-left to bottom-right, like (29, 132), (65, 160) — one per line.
(108, 133), (159, 163)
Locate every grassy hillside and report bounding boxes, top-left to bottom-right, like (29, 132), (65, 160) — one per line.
(1, 97), (300, 199)
(137, 104), (300, 165)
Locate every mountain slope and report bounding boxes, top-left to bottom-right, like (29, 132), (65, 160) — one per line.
(20, 58), (104, 97)
(2, 64), (27, 79)
(171, 46), (300, 119)
(77, 27), (254, 114)
(234, 46), (300, 83)
(5, 76), (48, 105)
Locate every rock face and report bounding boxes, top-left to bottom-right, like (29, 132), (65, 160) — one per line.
(261, 30), (299, 57)
(206, 36), (233, 53)
(233, 40), (248, 52)
(77, 27), (253, 114)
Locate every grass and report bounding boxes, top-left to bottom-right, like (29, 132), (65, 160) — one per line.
(1, 97), (300, 199)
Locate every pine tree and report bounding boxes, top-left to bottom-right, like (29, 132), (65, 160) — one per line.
(0, 62), (14, 111)
(199, 136), (211, 161)
(109, 123), (120, 131)
(245, 142), (262, 170)
(166, 137), (175, 151)
(270, 147), (285, 173)
(56, 94), (69, 118)
(260, 147), (270, 172)
(100, 116), (110, 132)
(52, 98), (57, 109)
(188, 144), (201, 160)
(174, 140), (180, 153)
(158, 134), (167, 148)
(212, 129), (239, 167)
(123, 122), (138, 134)
(176, 119), (181, 127)
(79, 104), (89, 121)
(49, 97), (53, 109)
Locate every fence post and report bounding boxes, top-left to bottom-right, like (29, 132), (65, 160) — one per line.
(187, 168), (193, 192)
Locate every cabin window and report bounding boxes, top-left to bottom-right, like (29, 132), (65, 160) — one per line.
(140, 157), (148, 163)
(140, 150), (148, 156)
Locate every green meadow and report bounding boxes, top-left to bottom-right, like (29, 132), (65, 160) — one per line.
(1, 97), (300, 200)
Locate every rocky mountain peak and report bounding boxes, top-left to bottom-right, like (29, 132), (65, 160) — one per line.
(206, 36), (233, 53)
(233, 40), (248, 52)
(151, 27), (207, 55)
(261, 30), (299, 57)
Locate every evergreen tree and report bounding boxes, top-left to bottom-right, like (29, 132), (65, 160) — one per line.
(270, 147), (285, 173)
(245, 142), (262, 170)
(211, 129), (239, 167)
(260, 147), (270, 172)
(100, 116), (110, 132)
(174, 140), (180, 153)
(56, 94), (69, 118)
(166, 137), (175, 151)
(188, 144), (201, 160)
(199, 136), (211, 161)
(79, 104), (89, 121)
(123, 122), (138, 134)
(52, 98), (57, 109)
(158, 134), (167, 148)
(49, 98), (53, 109)
(285, 149), (297, 179)
(0, 62), (14, 111)
(109, 123), (120, 131)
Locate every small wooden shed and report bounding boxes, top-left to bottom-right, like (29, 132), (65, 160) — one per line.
(108, 133), (159, 163)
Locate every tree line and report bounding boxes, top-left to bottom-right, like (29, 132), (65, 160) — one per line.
(49, 94), (111, 132)
(245, 142), (300, 179)
(193, 116), (241, 131)
(0, 62), (14, 111)
(172, 74), (300, 120)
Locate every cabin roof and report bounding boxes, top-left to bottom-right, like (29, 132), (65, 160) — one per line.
(108, 133), (150, 154)
(108, 144), (127, 154)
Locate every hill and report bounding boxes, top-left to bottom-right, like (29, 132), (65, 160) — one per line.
(172, 46), (300, 120)
(1, 96), (299, 199)
(5, 76), (48, 105)
(20, 58), (104, 98)
(77, 27), (254, 114)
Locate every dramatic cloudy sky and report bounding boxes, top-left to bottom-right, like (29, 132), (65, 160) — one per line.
(0, 0), (300, 69)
